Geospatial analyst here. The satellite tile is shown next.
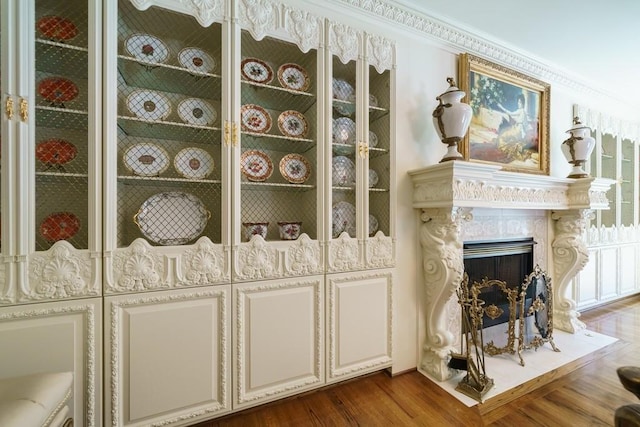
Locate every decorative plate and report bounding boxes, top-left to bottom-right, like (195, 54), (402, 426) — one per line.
(178, 47), (216, 74)
(332, 201), (356, 238)
(332, 78), (354, 101)
(40, 212), (81, 242)
(332, 156), (356, 186)
(123, 143), (170, 177)
(279, 153), (311, 184)
(332, 117), (356, 145)
(124, 33), (169, 64)
(177, 98), (217, 126)
(368, 168), (379, 188)
(240, 150), (273, 182)
(278, 110), (308, 138)
(174, 147), (214, 179)
(241, 104), (272, 133)
(369, 130), (378, 147)
(38, 77), (78, 105)
(36, 139), (77, 166)
(240, 58), (273, 84)
(369, 214), (379, 236)
(37, 16), (78, 41)
(135, 192), (209, 246)
(277, 63), (310, 92)
(126, 90), (171, 121)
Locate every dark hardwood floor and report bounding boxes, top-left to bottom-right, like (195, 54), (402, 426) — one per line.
(192, 295), (640, 426)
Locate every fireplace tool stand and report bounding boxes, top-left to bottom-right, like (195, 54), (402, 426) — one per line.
(449, 274), (494, 402)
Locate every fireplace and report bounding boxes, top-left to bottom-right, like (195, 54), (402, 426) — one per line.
(409, 160), (614, 381)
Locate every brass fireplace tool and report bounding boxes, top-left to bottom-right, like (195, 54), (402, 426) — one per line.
(449, 274), (494, 402)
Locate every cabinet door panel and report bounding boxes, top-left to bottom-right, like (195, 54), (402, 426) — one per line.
(105, 287), (231, 426)
(327, 271), (392, 383)
(233, 276), (324, 409)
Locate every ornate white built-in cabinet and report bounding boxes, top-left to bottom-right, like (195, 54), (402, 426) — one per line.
(0, 0), (103, 425)
(573, 105), (640, 310)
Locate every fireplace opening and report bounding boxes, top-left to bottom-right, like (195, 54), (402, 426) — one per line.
(462, 237), (536, 351)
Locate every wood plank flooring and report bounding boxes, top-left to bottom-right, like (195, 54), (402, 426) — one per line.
(192, 295), (640, 427)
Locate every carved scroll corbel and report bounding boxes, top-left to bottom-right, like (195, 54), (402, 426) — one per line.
(419, 207), (472, 380)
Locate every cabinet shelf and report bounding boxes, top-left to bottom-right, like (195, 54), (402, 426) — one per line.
(117, 116), (221, 144)
(118, 56), (222, 98)
(36, 39), (88, 78)
(332, 186), (355, 192)
(242, 181), (315, 192)
(36, 171), (89, 179)
(36, 106), (88, 130)
(241, 131), (314, 153)
(118, 175), (221, 185)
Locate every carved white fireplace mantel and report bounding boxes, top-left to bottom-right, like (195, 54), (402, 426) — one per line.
(408, 161), (614, 381)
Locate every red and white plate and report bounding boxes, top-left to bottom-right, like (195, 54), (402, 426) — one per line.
(37, 16), (79, 41)
(178, 47), (216, 74)
(36, 139), (77, 166)
(126, 90), (171, 121)
(174, 147), (214, 179)
(277, 63), (310, 92)
(40, 212), (81, 242)
(241, 104), (272, 133)
(38, 77), (79, 104)
(279, 153), (311, 184)
(240, 150), (273, 182)
(125, 33), (169, 64)
(177, 98), (216, 126)
(278, 110), (308, 138)
(240, 58), (273, 84)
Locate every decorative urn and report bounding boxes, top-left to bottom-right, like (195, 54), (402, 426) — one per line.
(432, 77), (472, 162)
(561, 116), (596, 178)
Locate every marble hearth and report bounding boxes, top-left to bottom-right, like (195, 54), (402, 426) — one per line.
(408, 161), (614, 381)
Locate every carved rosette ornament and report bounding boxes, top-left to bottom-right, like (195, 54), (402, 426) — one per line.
(551, 209), (594, 333)
(366, 232), (394, 268)
(28, 240), (92, 300)
(328, 233), (362, 272)
(181, 237), (227, 286)
(130, 0), (224, 27)
(419, 207), (471, 381)
(285, 8), (321, 53)
(236, 235), (278, 280)
(285, 235), (322, 276)
(111, 239), (164, 293)
(238, 0), (278, 41)
(328, 22), (359, 64)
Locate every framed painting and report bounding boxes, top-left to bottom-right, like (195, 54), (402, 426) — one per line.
(458, 53), (550, 175)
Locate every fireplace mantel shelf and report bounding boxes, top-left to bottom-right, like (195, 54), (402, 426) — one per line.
(408, 160), (615, 382)
(408, 161), (615, 211)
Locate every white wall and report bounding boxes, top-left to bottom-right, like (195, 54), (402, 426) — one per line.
(302, 0), (639, 373)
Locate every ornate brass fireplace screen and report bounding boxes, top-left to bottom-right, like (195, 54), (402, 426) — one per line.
(450, 265), (559, 402)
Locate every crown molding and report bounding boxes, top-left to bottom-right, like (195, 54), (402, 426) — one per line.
(332, 0), (637, 109)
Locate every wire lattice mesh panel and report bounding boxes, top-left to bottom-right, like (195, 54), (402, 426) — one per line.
(239, 31), (318, 242)
(34, 0), (89, 250)
(0, 5), (3, 252)
(116, 3), (223, 247)
(368, 66), (391, 237)
(331, 57), (358, 239)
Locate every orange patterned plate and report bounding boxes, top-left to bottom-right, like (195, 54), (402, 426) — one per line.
(37, 16), (78, 41)
(40, 212), (80, 242)
(36, 139), (77, 166)
(38, 77), (79, 104)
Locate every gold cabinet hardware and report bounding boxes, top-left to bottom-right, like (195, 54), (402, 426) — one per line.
(358, 142), (369, 158)
(224, 120), (230, 146)
(19, 98), (28, 122)
(5, 96), (13, 120)
(232, 122), (238, 147)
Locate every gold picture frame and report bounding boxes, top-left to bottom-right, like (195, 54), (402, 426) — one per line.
(459, 53), (550, 175)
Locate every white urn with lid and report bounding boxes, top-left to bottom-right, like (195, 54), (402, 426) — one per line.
(432, 77), (472, 162)
(561, 116), (595, 178)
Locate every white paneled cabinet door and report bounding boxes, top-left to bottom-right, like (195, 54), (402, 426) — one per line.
(0, 298), (103, 426)
(326, 270), (392, 384)
(232, 0), (324, 282)
(105, 287), (231, 426)
(104, 0), (229, 294)
(0, 0), (102, 305)
(232, 276), (324, 409)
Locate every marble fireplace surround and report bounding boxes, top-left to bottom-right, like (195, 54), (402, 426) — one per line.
(408, 161), (614, 381)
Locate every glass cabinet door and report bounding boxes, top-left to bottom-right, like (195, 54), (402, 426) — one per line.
(238, 31), (318, 243)
(366, 64), (391, 239)
(620, 137), (635, 227)
(34, 0), (90, 252)
(115, 2), (223, 248)
(330, 57), (358, 240)
(600, 132), (617, 227)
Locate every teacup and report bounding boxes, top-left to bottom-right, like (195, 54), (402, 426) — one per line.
(243, 222), (268, 241)
(277, 221), (302, 240)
